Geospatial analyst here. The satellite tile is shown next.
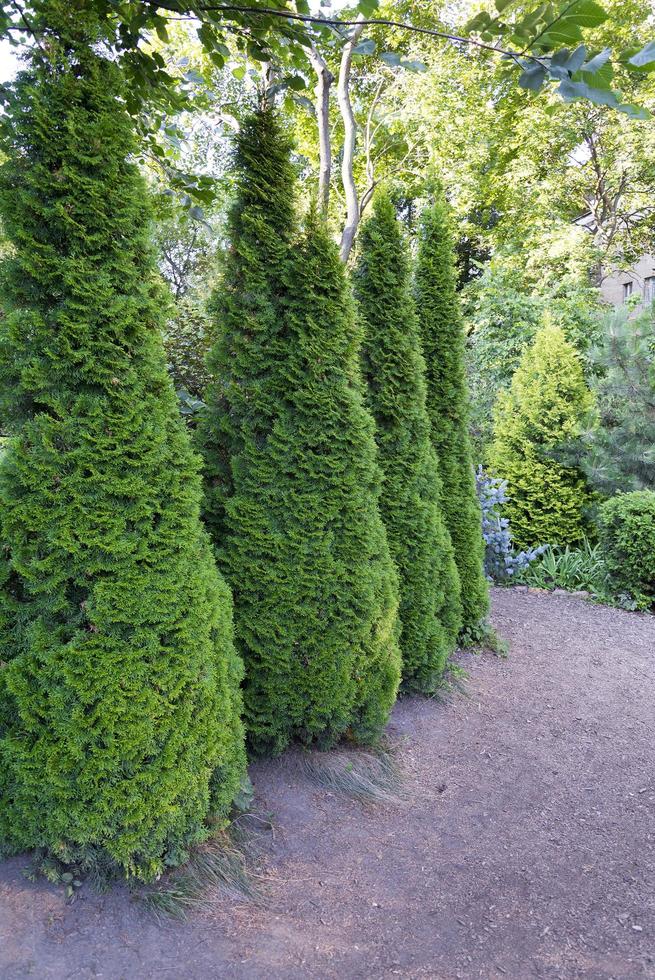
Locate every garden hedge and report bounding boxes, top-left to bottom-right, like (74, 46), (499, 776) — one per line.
(598, 491), (655, 610)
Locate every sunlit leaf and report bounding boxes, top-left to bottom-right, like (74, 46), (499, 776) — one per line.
(628, 41), (655, 68)
(519, 63), (548, 90)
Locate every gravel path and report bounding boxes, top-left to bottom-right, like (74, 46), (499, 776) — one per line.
(1, 588), (654, 979)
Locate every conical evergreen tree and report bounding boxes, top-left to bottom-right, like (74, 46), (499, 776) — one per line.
(201, 111), (401, 755)
(354, 194), (461, 692)
(415, 195), (489, 637)
(0, 6), (245, 880)
(199, 109), (297, 546)
(488, 324), (594, 549)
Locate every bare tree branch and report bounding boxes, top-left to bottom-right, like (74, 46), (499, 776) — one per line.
(337, 13), (365, 263)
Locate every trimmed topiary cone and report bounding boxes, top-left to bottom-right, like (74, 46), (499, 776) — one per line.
(415, 194), (489, 638)
(354, 193), (462, 692)
(0, 7), (246, 881)
(200, 110), (401, 755)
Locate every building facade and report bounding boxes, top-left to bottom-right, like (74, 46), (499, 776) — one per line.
(572, 210), (655, 308)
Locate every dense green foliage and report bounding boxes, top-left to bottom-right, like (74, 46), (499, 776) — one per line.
(580, 306), (655, 495)
(597, 491), (655, 609)
(488, 325), (594, 550)
(464, 267), (544, 455)
(415, 195), (489, 636)
(201, 110), (400, 756)
(0, 18), (245, 880)
(163, 295), (213, 399)
(198, 109), (296, 548)
(354, 194), (461, 692)
(464, 262), (603, 454)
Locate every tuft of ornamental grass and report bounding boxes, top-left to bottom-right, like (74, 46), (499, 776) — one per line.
(141, 831), (261, 920)
(428, 660), (471, 704)
(516, 536), (609, 596)
(301, 743), (404, 805)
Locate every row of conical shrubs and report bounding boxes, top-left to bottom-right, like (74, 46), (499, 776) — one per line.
(0, 7), (486, 880)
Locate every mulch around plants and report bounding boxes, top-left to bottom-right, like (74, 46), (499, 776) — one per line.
(1, 587), (654, 979)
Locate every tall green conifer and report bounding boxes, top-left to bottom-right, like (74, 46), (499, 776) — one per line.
(199, 109), (296, 546)
(354, 194), (461, 691)
(0, 6), (245, 880)
(415, 195), (489, 636)
(201, 111), (401, 755)
(488, 324), (594, 549)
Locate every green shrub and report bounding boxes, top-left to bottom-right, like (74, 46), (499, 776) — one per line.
(200, 111), (401, 755)
(0, 12), (245, 880)
(597, 491), (655, 610)
(354, 193), (461, 693)
(415, 194), (489, 637)
(488, 324), (594, 551)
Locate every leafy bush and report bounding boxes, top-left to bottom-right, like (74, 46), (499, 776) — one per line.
(415, 193), (489, 636)
(0, 18), (246, 880)
(476, 468), (546, 582)
(488, 324), (594, 550)
(464, 266), (544, 453)
(516, 538), (608, 595)
(597, 491), (655, 610)
(354, 193), (461, 693)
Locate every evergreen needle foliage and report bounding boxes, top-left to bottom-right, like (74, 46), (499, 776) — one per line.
(354, 193), (461, 692)
(198, 108), (297, 548)
(201, 110), (401, 756)
(415, 195), (489, 636)
(488, 325), (594, 550)
(0, 8), (246, 881)
(581, 306), (655, 494)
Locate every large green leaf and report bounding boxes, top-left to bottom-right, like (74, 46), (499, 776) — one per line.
(354, 38), (377, 56)
(519, 63), (548, 90)
(564, 0), (608, 29)
(380, 51), (402, 67)
(628, 41), (655, 68)
(357, 0), (380, 16)
(581, 47), (611, 73)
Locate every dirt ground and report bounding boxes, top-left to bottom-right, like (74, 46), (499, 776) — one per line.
(1, 587), (654, 980)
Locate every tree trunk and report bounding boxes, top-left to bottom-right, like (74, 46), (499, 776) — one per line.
(308, 45), (334, 217)
(338, 16), (365, 263)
